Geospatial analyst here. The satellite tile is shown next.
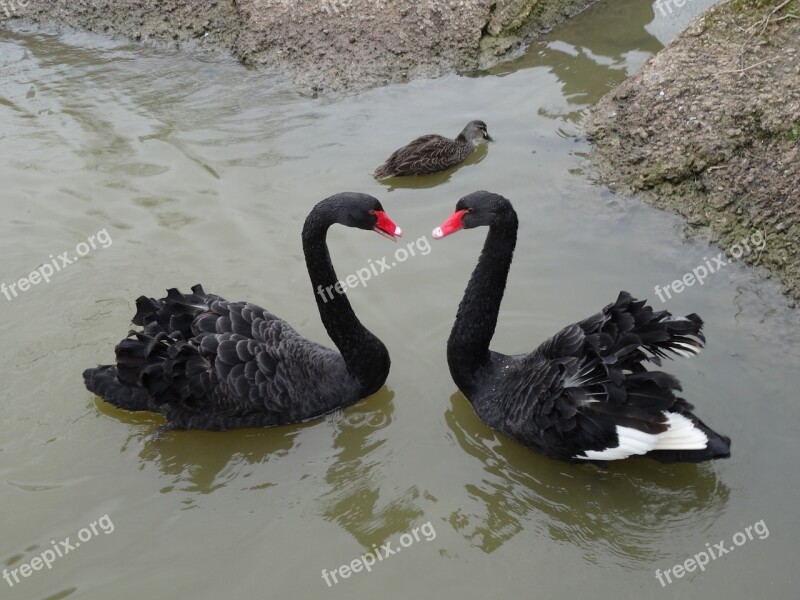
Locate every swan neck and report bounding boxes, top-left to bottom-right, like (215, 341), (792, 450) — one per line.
(447, 213), (517, 392)
(302, 213), (388, 395)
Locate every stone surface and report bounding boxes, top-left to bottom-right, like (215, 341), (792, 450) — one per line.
(585, 0), (800, 302)
(4, 0), (598, 93)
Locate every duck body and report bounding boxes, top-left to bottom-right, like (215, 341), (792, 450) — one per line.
(83, 193), (401, 431)
(434, 192), (731, 464)
(374, 120), (492, 179)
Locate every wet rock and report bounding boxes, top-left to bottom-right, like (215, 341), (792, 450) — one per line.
(6, 0), (599, 93)
(585, 0), (800, 304)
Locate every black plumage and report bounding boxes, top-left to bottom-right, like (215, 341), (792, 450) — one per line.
(434, 191), (731, 464)
(373, 120), (492, 179)
(83, 193), (401, 430)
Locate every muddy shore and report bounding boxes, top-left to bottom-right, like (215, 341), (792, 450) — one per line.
(586, 0), (799, 305)
(3, 0), (597, 93)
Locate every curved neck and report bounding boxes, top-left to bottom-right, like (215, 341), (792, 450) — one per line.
(302, 211), (389, 396)
(447, 212), (517, 395)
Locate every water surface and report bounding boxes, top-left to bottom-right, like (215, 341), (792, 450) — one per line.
(1, 2), (798, 599)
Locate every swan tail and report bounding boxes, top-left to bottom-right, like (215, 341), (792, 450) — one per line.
(645, 406), (732, 462)
(568, 293), (729, 462)
(82, 365), (157, 412)
(579, 387), (732, 462)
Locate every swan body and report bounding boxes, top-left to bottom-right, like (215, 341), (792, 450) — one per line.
(433, 191), (731, 464)
(374, 120), (492, 179)
(84, 193), (402, 430)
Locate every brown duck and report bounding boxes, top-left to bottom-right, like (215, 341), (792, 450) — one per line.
(374, 120), (493, 179)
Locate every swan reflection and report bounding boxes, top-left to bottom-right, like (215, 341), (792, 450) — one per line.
(319, 389), (428, 548)
(444, 391), (730, 565)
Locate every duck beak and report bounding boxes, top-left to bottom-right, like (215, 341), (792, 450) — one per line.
(372, 210), (402, 241)
(432, 209), (469, 239)
(484, 133), (494, 142)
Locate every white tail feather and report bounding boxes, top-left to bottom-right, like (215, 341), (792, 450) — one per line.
(652, 412), (708, 450)
(576, 412), (708, 460)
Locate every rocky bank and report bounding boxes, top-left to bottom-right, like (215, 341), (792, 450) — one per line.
(3, 0), (597, 93)
(586, 0), (799, 305)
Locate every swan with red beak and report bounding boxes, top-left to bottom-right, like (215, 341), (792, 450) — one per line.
(83, 193), (401, 431)
(432, 191), (731, 465)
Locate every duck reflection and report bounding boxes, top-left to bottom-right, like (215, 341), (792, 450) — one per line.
(444, 391), (730, 564)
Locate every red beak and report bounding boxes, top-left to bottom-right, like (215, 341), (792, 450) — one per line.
(371, 210), (402, 241)
(432, 209), (469, 239)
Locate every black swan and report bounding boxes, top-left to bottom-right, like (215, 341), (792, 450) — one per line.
(83, 193), (402, 431)
(432, 191), (731, 463)
(373, 120), (493, 179)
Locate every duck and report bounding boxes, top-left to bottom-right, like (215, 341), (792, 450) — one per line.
(373, 120), (493, 179)
(83, 193), (402, 431)
(432, 191), (731, 464)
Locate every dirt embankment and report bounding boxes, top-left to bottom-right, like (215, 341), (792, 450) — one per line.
(585, 0), (799, 305)
(3, 0), (597, 93)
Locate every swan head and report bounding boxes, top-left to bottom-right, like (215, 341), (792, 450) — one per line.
(460, 120), (493, 143)
(432, 191), (513, 239)
(326, 193), (402, 241)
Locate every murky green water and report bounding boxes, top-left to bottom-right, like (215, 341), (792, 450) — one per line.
(2, 1), (798, 599)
